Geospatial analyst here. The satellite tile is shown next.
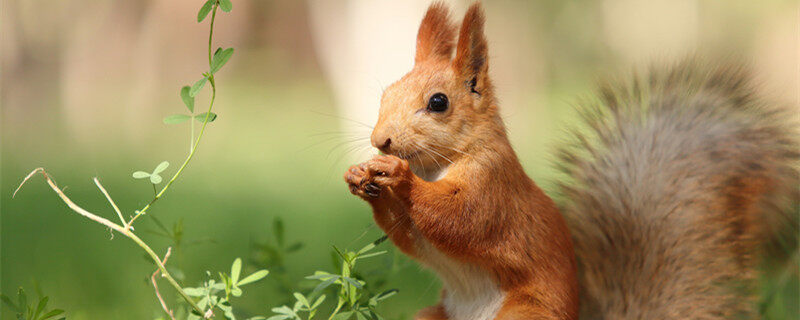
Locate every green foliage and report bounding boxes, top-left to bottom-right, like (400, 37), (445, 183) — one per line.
(268, 237), (398, 320)
(132, 161), (170, 184)
(1, 287), (65, 320)
(181, 258), (269, 320)
(190, 77), (208, 98)
(8, 0), (407, 319)
(211, 48), (235, 74)
(197, 0), (214, 22)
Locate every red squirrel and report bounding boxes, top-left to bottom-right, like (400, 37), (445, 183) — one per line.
(345, 3), (578, 319)
(344, 2), (797, 319)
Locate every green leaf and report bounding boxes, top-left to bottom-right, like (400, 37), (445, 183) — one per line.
(150, 174), (163, 184)
(372, 289), (397, 302)
(331, 311), (354, 320)
(274, 217), (285, 247)
(311, 295), (326, 309)
(305, 271), (337, 280)
(310, 276), (337, 297)
(210, 48), (234, 73)
(195, 112), (217, 123)
(183, 287), (206, 297)
(293, 293), (309, 308)
(237, 269), (269, 286)
(271, 306), (294, 315)
(342, 277), (363, 289)
(132, 171), (150, 179)
(219, 0), (233, 12)
(286, 242), (303, 253)
(266, 316), (290, 320)
(152, 161), (169, 175)
(356, 251), (387, 260)
(0, 293), (19, 311)
(197, 0), (213, 22)
(163, 114), (191, 124)
(231, 258), (242, 285)
(357, 242), (376, 256)
(40, 309), (64, 320)
(189, 77), (208, 97)
(33, 296), (47, 320)
(231, 286), (242, 297)
(180, 86), (195, 112)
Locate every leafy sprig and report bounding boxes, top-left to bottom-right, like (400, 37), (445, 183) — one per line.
(1, 287), (64, 320)
(268, 237), (397, 320)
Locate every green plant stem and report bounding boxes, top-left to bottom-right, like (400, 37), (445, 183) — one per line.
(327, 301), (344, 320)
(127, 2), (219, 228)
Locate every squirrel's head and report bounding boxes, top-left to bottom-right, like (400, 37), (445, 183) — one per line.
(371, 2), (499, 170)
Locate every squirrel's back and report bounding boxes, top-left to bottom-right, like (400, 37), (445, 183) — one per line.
(556, 60), (798, 319)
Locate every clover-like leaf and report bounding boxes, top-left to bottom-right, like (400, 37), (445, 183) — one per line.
(195, 112), (217, 123)
(163, 114), (191, 124)
(180, 86), (195, 112)
(150, 174), (163, 184)
(311, 295), (326, 309)
(152, 161), (169, 175)
(210, 48), (234, 74)
(132, 171), (151, 179)
(231, 258), (242, 285)
(183, 287), (206, 297)
(40, 308), (64, 320)
(219, 0), (233, 13)
(237, 269), (269, 286)
(197, 0), (214, 22)
(189, 77), (208, 97)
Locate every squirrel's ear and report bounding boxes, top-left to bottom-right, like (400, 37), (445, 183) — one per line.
(453, 3), (489, 96)
(415, 2), (456, 63)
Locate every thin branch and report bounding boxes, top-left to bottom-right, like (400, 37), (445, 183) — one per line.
(15, 168), (126, 233)
(152, 247), (176, 320)
(94, 177), (128, 228)
(13, 168), (207, 316)
(126, 1), (220, 228)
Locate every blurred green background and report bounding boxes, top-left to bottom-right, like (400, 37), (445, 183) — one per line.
(2, 0), (797, 319)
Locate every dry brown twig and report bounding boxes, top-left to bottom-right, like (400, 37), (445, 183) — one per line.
(152, 247), (175, 320)
(12, 168), (206, 315)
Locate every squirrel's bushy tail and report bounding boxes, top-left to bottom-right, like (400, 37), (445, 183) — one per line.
(556, 59), (798, 319)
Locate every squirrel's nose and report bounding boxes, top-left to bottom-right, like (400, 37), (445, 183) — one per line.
(371, 132), (392, 153)
(376, 138), (392, 153)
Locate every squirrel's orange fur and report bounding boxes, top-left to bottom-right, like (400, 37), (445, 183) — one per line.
(344, 2), (797, 320)
(345, 2), (578, 319)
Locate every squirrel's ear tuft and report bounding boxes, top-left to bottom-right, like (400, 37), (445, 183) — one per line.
(453, 2), (489, 95)
(415, 2), (457, 63)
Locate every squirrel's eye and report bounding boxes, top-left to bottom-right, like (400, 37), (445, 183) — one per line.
(427, 93), (449, 112)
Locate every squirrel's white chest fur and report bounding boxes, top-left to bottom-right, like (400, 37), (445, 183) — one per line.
(410, 164), (506, 320)
(415, 237), (506, 320)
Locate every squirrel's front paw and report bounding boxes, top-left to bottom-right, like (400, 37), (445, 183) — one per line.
(344, 155), (411, 199)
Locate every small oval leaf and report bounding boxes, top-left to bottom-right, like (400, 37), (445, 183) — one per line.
(210, 48), (234, 74)
(195, 112), (217, 123)
(231, 258), (242, 284)
(189, 77), (208, 97)
(132, 171), (151, 179)
(163, 114), (191, 124)
(153, 161), (169, 174)
(180, 86), (194, 112)
(219, 0), (233, 12)
(197, 0), (213, 22)
(150, 174), (163, 184)
(237, 269), (269, 286)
